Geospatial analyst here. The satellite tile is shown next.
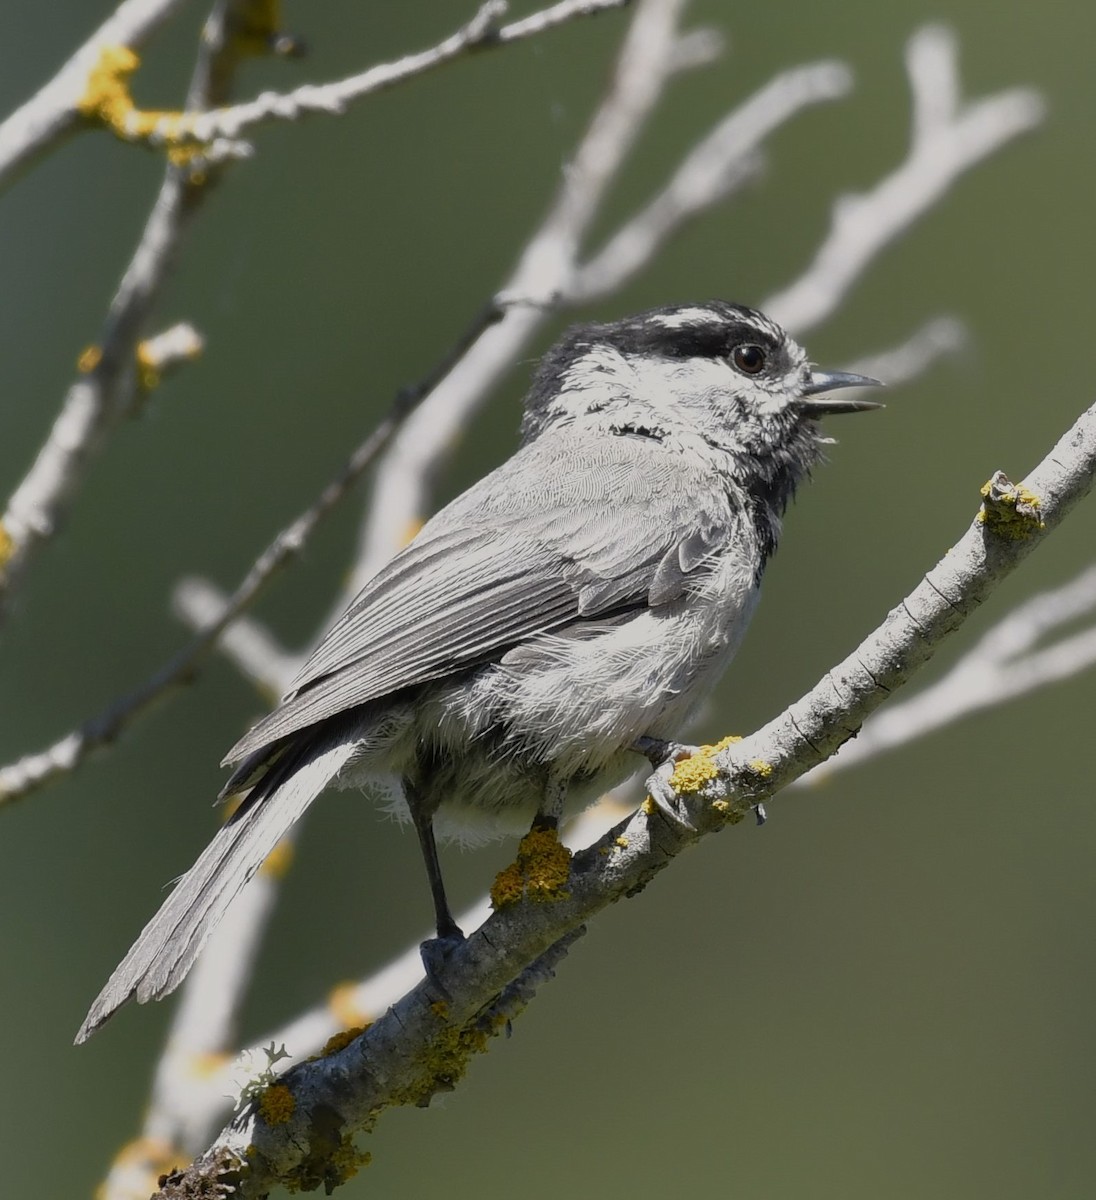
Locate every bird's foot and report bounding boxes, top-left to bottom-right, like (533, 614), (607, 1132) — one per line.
(419, 924), (466, 996)
(633, 738), (702, 830)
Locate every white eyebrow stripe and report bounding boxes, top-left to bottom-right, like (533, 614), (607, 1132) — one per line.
(647, 307), (723, 330)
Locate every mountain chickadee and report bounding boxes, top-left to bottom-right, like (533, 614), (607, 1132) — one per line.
(77, 300), (880, 1042)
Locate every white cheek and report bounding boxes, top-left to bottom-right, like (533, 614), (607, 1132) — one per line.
(751, 367), (803, 415)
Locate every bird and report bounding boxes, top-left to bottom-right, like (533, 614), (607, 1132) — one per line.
(76, 300), (880, 1042)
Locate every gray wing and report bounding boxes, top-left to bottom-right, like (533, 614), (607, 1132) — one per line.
(225, 432), (739, 764)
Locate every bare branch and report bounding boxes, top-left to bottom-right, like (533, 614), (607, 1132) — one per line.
(573, 60), (854, 302)
(0, 0), (273, 625)
(105, 789), (630, 1167)
(173, 577), (299, 697)
(0, 374), (413, 802)
(154, 393), (1096, 1196)
(94, 0), (631, 151)
(0, 0), (192, 191)
(764, 25), (1045, 335)
(810, 561), (1096, 777)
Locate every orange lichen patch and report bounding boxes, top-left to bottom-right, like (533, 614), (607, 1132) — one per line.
(328, 982), (370, 1029)
(258, 1082), (295, 1126)
(319, 1025), (368, 1057)
(490, 826), (572, 910)
(77, 344), (102, 373)
(260, 837), (294, 878)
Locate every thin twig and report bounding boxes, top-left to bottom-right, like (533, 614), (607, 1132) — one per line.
(807, 561), (1096, 777)
(97, 0), (631, 151)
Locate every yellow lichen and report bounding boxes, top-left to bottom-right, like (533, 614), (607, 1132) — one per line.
(748, 759), (773, 779)
(260, 837), (294, 878)
(977, 476), (1044, 540)
(430, 999), (450, 1020)
(77, 344), (102, 373)
(0, 523), (13, 571)
(490, 826), (572, 910)
(323, 1132), (371, 1188)
(615, 835), (629, 848)
(78, 45), (202, 149)
(258, 1082), (295, 1126)
(78, 45), (141, 124)
(328, 982), (371, 1029)
(390, 1015), (495, 1109)
(318, 1025), (368, 1057)
(669, 734), (742, 794)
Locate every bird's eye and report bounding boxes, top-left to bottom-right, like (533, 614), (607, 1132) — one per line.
(732, 344), (767, 375)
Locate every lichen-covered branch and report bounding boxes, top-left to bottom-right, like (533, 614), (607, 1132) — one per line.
(150, 397), (1096, 1195)
(73, 0), (630, 156)
(0, 0), (191, 191)
(0, 0), (279, 627)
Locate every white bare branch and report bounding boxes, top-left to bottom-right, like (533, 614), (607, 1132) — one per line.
(765, 25), (1045, 335)
(810, 561), (1096, 777)
(0, 0), (192, 191)
(157, 396), (1096, 1197)
(572, 60), (854, 302)
(111, 1), (630, 150)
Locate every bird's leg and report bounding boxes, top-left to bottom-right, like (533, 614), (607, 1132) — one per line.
(531, 772), (567, 831)
(403, 778), (464, 985)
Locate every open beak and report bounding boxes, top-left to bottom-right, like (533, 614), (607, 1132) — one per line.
(801, 369), (884, 415)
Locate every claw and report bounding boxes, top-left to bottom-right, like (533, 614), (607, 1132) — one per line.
(632, 736), (700, 769)
(645, 759), (697, 830)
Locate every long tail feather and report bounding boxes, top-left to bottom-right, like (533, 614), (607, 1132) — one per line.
(75, 736), (356, 1043)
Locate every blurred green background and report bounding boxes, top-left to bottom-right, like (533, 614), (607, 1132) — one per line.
(2, 1), (1094, 1196)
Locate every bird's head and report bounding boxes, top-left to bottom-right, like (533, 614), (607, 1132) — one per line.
(521, 300), (881, 460)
